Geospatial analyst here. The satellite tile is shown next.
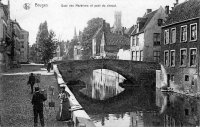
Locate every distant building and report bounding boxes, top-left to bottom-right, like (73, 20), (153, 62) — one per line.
(20, 29), (29, 63)
(92, 16), (130, 59)
(100, 25), (130, 59)
(160, 0), (200, 94)
(130, 7), (167, 62)
(111, 11), (123, 34)
(74, 44), (82, 60)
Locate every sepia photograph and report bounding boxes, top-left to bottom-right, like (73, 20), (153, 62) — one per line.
(1, 0), (200, 126)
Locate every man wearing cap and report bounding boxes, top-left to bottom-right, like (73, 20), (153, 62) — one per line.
(31, 87), (47, 127)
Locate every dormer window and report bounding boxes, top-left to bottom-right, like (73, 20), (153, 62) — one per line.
(157, 19), (163, 26)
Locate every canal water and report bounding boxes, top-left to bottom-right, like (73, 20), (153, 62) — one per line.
(68, 69), (200, 127)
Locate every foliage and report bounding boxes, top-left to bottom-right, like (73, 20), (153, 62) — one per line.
(40, 30), (58, 64)
(33, 21), (58, 64)
(81, 17), (104, 59)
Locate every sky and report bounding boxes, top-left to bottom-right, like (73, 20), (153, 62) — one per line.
(1, 0), (185, 45)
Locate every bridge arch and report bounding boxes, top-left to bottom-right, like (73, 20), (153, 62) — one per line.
(56, 59), (160, 85)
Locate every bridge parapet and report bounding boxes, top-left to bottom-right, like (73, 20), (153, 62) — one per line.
(56, 59), (160, 85)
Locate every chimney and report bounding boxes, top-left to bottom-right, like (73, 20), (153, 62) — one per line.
(147, 9), (152, 14)
(176, 0), (179, 4)
(165, 6), (169, 15)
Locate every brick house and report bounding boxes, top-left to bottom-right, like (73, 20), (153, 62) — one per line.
(160, 0), (200, 93)
(130, 7), (167, 62)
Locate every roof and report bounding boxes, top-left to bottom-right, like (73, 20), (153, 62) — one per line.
(164, 0), (200, 26)
(125, 25), (135, 35)
(131, 10), (158, 35)
(105, 32), (130, 46)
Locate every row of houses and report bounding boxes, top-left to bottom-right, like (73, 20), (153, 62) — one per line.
(0, 1), (29, 72)
(54, 0), (200, 94)
(90, 0), (200, 95)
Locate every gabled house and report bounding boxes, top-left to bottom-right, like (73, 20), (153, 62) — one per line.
(130, 7), (167, 62)
(160, 0), (200, 94)
(92, 20), (110, 58)
(92, 20), (130, 59)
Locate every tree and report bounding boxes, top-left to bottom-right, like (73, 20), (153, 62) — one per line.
(36, 21), (49, 63)
(40, 30), (58, 64)
(35, 21), (58, 64)
(81, 18), (104, 59)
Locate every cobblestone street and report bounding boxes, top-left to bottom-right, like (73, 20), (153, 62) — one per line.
(0, 64), (72, 127)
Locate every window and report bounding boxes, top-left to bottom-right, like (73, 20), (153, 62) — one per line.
(180, 25), (187, 42)
(132, 36), (135, 46)
(190, 23), (197, 41)
(164, 29), (169, 44)
(132, 51), (136, 60)
(153, 33), (161, 46)
(93, 40), (96, 55)
(185, 75), (189, 81)
(136, 51), (140, 61)
(153, 51), (160, 62)
(190, 48), (197, 66)
(140, 50), (143, 61)
(171, 28), (176, 44)
(170, 50), (175, 67)
(164, 50), (169, 66)
(100, 45), (104, 53)
(180, 49), (187, 66)
(157, 19), (163, 26)
(185, 109), (189, 116)
(136, 36), (139, 46)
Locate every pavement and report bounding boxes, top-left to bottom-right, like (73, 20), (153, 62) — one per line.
(0, 64), (73, 127)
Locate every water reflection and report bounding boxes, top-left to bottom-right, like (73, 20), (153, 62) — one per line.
(70, 69), (200, 127)
(80, 69), (125, 100)
(156, 90), (200, 127)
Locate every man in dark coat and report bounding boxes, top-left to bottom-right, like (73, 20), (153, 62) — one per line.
(28, 73), (36, 93)
(31, 87), (47, 127)
(47, 62), (51, 72)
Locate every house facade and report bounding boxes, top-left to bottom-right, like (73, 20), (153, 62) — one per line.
(74, 44), (82, 60)
(160, 0), (200, 94)
(20, 29), (29, 63)
(0, 1), (14, 71)
(130, 7), (167, 62)
(12, 20), (22, 66)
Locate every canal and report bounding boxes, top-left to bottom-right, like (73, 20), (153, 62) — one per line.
(66, 69), (200, 127)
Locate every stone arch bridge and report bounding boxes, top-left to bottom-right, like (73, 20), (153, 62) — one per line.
(55, 59), (161, 85)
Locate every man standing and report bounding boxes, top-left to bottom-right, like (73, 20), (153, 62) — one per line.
(31, 87), (47, 127)
(28, 73), (36, 94)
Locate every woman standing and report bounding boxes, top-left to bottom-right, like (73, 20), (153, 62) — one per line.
(57, 86), (71, 121)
